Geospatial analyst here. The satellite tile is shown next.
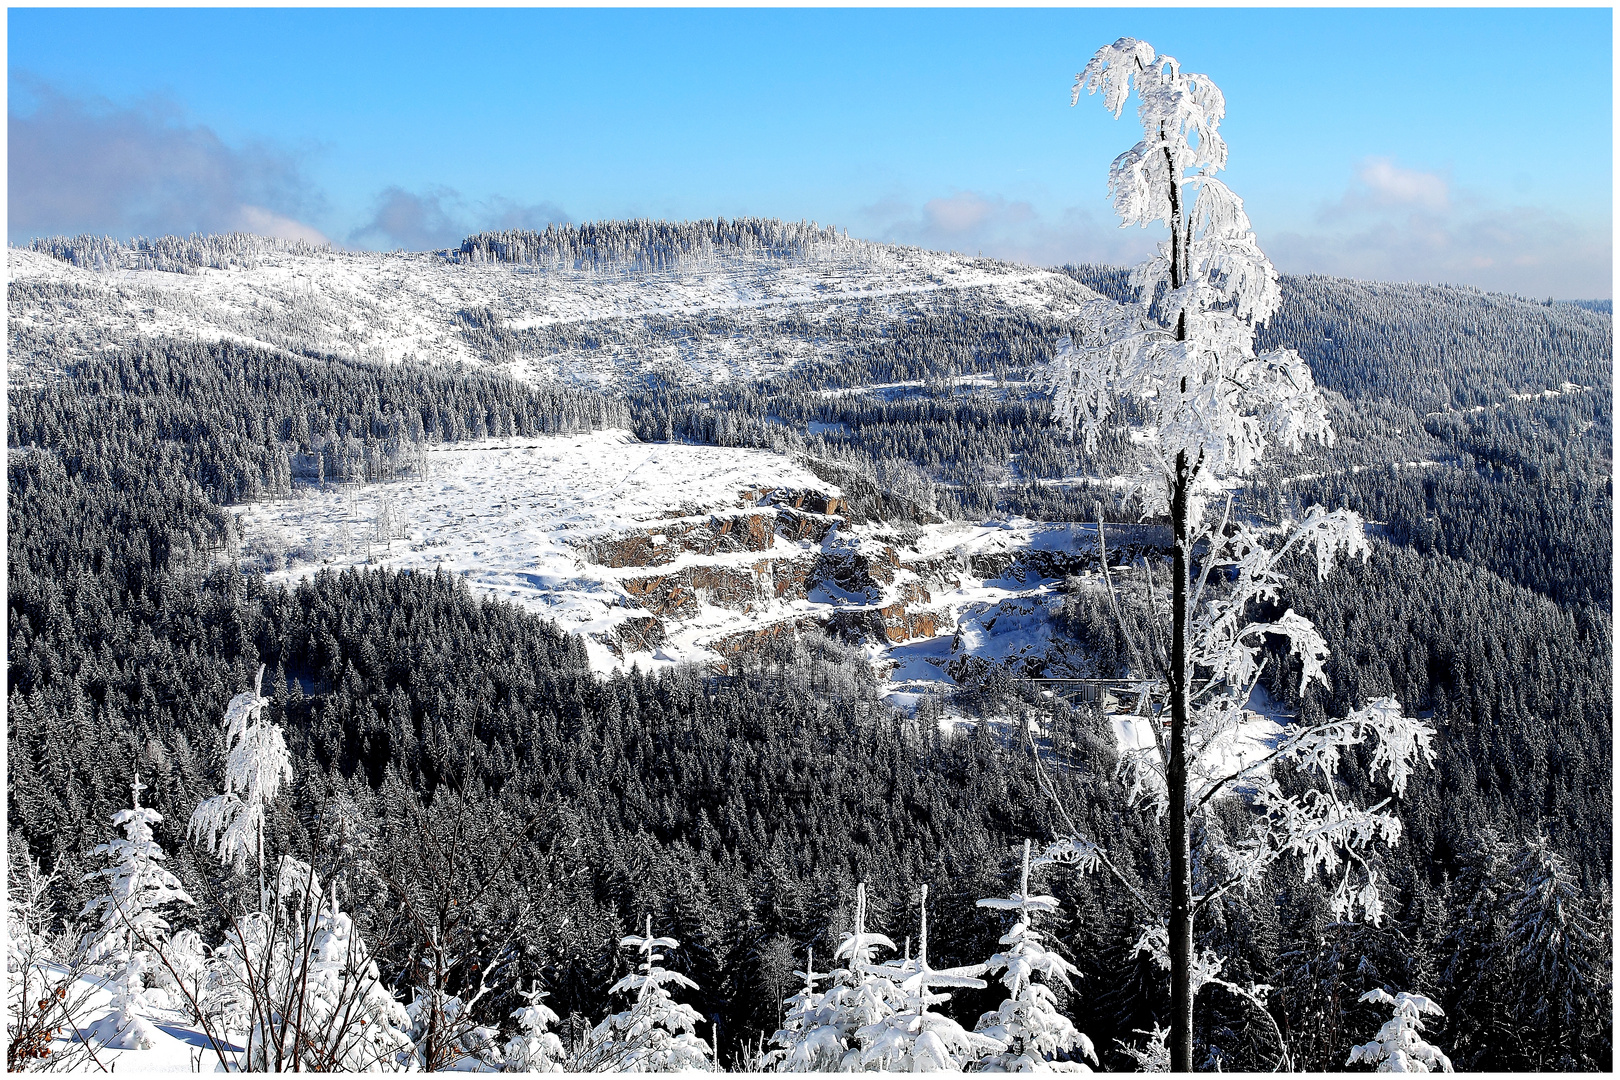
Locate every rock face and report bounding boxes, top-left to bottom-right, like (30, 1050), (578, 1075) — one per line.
(574, 483), (956, 660)
(710, 617), (825, 665)
(622, 562), (770, 620)
(606, 616), (668, 657)
(587, 512), (778, 566)
(828, 602), (945, 645)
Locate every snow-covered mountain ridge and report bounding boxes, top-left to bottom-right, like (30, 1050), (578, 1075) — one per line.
(8, 230), (1107, 389)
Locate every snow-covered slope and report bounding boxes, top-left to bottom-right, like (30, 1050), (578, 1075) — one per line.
(8, 239), (1105, 388)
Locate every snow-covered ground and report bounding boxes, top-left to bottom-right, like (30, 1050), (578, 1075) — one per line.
(23, 962), (234, 1073)
(8, 242), (1107, 389)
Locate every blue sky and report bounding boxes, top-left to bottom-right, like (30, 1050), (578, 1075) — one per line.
(9, 7), (1612, 297)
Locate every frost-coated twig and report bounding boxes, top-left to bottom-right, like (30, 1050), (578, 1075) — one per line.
(1023, 720), (1158, 916)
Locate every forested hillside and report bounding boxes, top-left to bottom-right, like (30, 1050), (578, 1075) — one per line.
(7, 227), (1611, 1071)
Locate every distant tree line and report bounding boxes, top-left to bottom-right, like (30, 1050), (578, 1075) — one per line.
(26, 233), (332, 274)
(456, 218), (865, 271)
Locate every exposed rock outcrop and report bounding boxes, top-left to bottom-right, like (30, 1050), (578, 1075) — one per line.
(827, 603), (947, 645)
(709, 616), (824, 662)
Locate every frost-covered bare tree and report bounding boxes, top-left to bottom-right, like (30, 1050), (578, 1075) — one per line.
(375, 784), (533, 1072)
(162, 675), (414, 1071)
(188, 665), (292, 908)
(1042, 38), (1440, 1070)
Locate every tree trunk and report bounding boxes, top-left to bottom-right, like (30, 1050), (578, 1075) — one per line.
(1169, 451), (1194, 1073)
(1164, 139), (1196, 1074)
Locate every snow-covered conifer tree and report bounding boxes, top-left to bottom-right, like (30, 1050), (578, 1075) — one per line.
(188, 665), (293, 904)
(975, 841), (1096, 1072)
(579, 915), (712, 1072)
(818, 881), (906, 1070)
(763, 946), (844, 1072)
(1044, 39), (1440, 1069)
(1345, 989), (1453, 1073)
(77, 775), (195, 1050)
(503, 980), (568, 1072)
(1504, 835), (1599, 1068)
(852, 885), (1003, 1071)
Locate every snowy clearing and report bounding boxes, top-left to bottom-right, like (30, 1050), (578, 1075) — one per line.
(238, 430), (1104, 678)
(26, 962), (235, 1073)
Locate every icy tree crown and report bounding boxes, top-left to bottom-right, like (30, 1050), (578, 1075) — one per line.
(188, 665), (293, 874)
(1073, 37), (1276, 330)
(1055, 38), (1333, 524)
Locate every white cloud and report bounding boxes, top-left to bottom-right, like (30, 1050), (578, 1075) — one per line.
(233, 205), (329, 245)
(8, 77), (327, 245)
(1349, 157), (1450, 213)
(853, 189), (1159, 269)
(349, 186), (570, 251)
(1270, 155), (1610, 299)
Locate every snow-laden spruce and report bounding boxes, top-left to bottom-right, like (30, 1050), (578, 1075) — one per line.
(76, 775), (196, 1050)
(763, 947), (845, 1072)
(1037, 38), (1442, 1071)
(819, 881), (907, 1070)
(579, 915), (713, 1072)
(1346, 989), (1454, 1073)
(974, 841), (1096, 1072)
(1503, 834), (1599, 1066)
(188, 664), (293, 903)
(851, 885), (1003, 1071)
(504, 980), (569, 1072)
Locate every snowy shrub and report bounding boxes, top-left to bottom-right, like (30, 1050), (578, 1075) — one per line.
(208, 856), (413, 1072)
